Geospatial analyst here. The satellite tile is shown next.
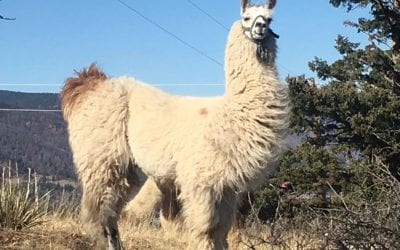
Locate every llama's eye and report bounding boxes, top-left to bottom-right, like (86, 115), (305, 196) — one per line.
(266, 18), (273, 24)
(243, 17), (251, 22)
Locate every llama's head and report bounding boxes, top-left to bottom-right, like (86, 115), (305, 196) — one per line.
(240, 0), (276, 41)
(240, 0), (278, 62)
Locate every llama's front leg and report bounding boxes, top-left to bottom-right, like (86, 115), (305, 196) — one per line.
(180, 189), (215, 250)
(210, 189), (237, 250)
(180, 187), (236, 250)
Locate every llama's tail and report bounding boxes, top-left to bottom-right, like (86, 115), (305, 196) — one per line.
(60, 63), (107, 120)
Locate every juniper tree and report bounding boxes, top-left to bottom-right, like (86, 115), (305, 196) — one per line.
(305, 0), (400, 178)
(255, 0), (400, 220)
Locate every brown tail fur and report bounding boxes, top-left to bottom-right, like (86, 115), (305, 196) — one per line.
(60, 64), (107, 120)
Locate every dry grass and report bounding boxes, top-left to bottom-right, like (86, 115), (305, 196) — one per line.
(0, 165), (322, 249)
(119, 220), (187, 250)
(229, 223), (323, 250)
(0, 215), (324, 250)
(0, 166), (323, 249)
(0, 216), (188, 250)
(0, 216), (90, 250)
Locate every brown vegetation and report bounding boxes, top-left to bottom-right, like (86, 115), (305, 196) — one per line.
(0, 216), (326, 250)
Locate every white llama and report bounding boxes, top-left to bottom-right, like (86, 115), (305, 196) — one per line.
(61, 0), (288, 249)
(124, 0), (284, 232)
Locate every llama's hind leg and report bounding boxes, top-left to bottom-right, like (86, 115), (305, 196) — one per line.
(80, 163), (140, 249)
(122, 177), (162, 225)
(158, 183), (182, 232)
(123, 178), (183, 229)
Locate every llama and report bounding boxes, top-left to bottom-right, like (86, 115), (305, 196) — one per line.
(61, 0), (288, 249)
(124, 0), (284, 232)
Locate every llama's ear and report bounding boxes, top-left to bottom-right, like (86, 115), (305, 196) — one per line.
(241, 0), (250, 15)
(266, 0), (276, 10)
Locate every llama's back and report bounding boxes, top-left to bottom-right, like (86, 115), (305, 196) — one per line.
(125, 81), (224, 181)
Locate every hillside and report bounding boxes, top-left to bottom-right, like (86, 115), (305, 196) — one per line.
(0, 90), (60, 110)
(0, 90), (75, 179)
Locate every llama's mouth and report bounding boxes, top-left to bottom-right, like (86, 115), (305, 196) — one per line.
(252, 32), (267, 40)
(252, 27), (268, 40)
(255, 27), (267, 35)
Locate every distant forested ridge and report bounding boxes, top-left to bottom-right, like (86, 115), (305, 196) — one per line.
(0, 90), (60, 110)
(0, 90), (75, 179)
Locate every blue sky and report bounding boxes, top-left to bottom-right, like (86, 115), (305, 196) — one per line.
(0, 0), (368, 96)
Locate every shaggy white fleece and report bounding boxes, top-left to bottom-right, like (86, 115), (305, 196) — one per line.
(62, 18), (288, 250)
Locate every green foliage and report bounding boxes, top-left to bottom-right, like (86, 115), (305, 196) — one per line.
(278, 143), (350, 192)
(254, 1), (400, 235)
(291, 0), (400, 178)
(255, 143), (351, 220)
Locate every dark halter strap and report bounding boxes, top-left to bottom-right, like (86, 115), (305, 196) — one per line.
(242, 15), (280, 62)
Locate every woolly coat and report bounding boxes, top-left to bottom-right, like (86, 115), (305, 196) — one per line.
(63, 20), (288, 200)
(62, 19), (288, 249)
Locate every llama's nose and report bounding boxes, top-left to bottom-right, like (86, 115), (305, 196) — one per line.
(255, 22), (267, 34)
(255, 22), (267, 29)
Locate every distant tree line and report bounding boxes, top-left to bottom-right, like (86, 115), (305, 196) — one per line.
(0, 92), (75, 180)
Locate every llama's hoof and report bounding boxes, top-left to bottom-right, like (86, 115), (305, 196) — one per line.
(105, 226), (123, 250)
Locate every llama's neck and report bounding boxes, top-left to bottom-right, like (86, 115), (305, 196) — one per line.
(224, 21), (278, 101)
(212, 21), (287, 191)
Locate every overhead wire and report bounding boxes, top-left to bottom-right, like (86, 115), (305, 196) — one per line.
(185, 0), (229, 31)
(184, 0), (296, 76)
(0, 84), (60, 86)
(115, 0), (223, 67)
(0, 109), (61, 112)
(1, 1), (296, 105)
(0, 83), (224, 87)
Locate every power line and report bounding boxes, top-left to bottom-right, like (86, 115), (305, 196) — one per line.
(0, 84), (61, 86)
(0, 83), (224, 87)
(116, 0), (295, 75)
(183, 1), (295, 76)
(115, 0), (223, 67)
(2, 2), (295, 93)
(185, 0), (229, 31)
(154, 83), (223, 87)
(276, 63), (296, 76)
